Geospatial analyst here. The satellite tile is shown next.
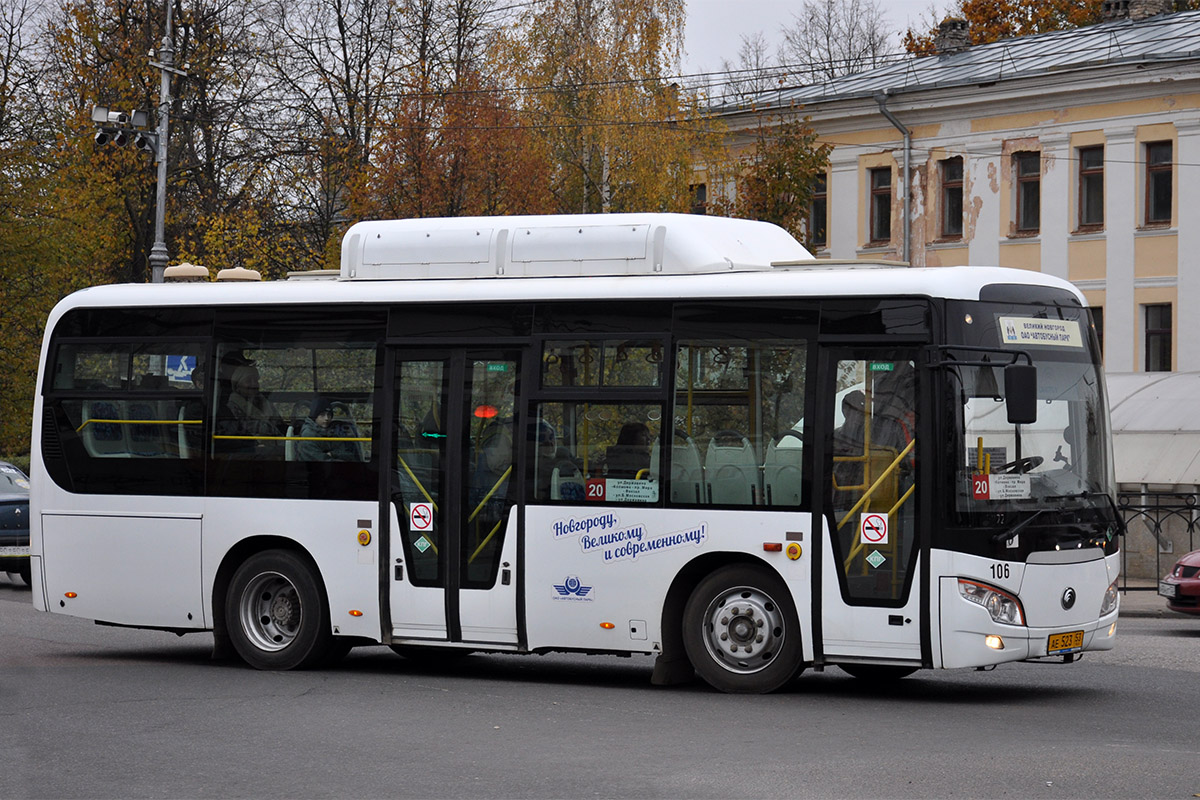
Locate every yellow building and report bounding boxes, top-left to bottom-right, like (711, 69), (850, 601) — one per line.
(715, 3), (1197, 373)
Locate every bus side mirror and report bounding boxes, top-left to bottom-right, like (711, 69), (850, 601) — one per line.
(1005, 363), (1037, 424)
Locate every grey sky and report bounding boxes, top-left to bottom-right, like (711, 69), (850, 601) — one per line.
(683, 0), (946, 76)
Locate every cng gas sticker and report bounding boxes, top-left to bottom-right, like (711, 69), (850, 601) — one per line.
(551, 576), (594, 602)
(860, 513), (888, 545)
(413, 536), (433, 554)
(999, 316), (1083, 348)
(865, 550), (886, 569)
(972, 473), (1031, 500)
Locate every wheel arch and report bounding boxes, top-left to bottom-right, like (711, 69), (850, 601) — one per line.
(211, 535), (329, 644)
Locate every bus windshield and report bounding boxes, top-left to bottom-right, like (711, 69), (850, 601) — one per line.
(943, 301), (1118, 552)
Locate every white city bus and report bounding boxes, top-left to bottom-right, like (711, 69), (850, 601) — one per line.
(29, 213), (1121, 693)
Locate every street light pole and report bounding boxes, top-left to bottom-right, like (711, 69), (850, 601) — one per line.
(147, 2), (178, 284)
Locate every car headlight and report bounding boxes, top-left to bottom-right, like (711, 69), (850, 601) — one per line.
(1100, 579), (1119, 616)
(958, 578), (1025, 625)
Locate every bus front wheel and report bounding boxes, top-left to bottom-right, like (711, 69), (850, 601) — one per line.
(226, 550), (332, 670)
(682, 565), (802, 693)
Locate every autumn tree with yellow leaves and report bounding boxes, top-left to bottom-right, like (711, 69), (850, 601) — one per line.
(504, 0), (725, 214)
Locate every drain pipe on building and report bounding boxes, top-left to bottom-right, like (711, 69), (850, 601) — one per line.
(874, 91), (911, 264)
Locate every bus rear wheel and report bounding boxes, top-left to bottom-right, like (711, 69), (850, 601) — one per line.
(226, 550), (332, 670)
(682, 565), (802, 694)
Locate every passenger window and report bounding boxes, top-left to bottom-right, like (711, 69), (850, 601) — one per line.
(673, 341), (808, 507)
(530, 402), (662, 504)
(212, 343), (377, 464)
(51, 341), (207, 460)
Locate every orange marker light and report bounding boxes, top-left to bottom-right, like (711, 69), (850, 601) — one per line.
(474, 405), (498, 419)
(64, 592), (77, 598)
(600, 622), (616, 629)
(349, 610), (363, 617)
(763, 542), (783, 552)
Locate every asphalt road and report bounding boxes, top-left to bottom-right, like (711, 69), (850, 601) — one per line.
(2, 574), (1197, 799)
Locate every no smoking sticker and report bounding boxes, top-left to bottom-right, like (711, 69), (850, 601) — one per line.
(860, 513), (888, 545)
(410, 502), (434, 532)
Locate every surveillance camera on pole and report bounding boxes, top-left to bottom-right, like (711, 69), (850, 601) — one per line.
(90, 104), (154, 155)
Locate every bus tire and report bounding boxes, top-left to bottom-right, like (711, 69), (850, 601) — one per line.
(226, 550), (332, 670)
(18, 562), (30, 585)
(682, 564), (802, 694)
(839, 664), (918, 681)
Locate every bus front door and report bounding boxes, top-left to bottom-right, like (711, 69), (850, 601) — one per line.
(818, 348), (925, 666)
(386, 350), (520, 645)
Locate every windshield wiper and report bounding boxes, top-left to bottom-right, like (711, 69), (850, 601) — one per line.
(991, 509), (1046, 543)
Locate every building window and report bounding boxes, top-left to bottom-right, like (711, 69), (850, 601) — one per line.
(1144, 304), (1171, 372)
(1014, 152), (1040, 233)
(1145, 141), (1172, 225)
(809, 173), (827, 248)
(869, 167), (891, 244)
(940, 157), (963, 238)
(1078, 146), (1104, 228)
(689, 183), (707, 215)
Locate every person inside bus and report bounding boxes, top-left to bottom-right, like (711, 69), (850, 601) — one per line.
(216, 364), (284, 458)
(180, 360), (206, 456)
(531, 420), (583, 500)
(297, 396), (361, 462)
(470, 419), (513, 513)
(832, 389), (866, 494)
(604, 422), (652, 479)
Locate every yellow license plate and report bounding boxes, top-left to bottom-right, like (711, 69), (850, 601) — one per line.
(1047, 630), (1084, 654)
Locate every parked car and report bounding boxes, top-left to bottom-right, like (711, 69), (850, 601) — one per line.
(0, 461), (30, 585)
(1158, 549), (1200, 615)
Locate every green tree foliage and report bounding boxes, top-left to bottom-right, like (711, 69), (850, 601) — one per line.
(734, 117), (831, 248)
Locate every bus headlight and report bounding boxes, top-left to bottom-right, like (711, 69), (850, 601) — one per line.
(958, 578), (1025, 625)
(1100, 579), (1119, 616)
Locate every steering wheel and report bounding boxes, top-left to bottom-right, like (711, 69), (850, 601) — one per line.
(996, 455), (1043, 474)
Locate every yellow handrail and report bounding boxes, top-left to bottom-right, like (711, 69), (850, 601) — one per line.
(468, 466), (512, 523)
(836, 438), (915, 532)
(468, 517), (506, 564)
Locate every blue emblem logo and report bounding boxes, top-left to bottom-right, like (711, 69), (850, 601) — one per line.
(552, 576), (592, 598)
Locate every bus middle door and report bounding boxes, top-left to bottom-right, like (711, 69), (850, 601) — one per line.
(817, 347), (926, 666)
(386, 349), (520, 646)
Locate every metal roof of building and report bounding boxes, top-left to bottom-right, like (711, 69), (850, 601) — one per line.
(719, 10), (1200, 113)
(1108, 372), (1200, 487)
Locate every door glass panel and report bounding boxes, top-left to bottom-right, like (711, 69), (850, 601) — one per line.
(463, 357), (518, 589)
(394, 360), (447, 586)
(829, 353), (918, 602)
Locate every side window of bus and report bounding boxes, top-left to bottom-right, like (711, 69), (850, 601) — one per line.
(531, 338), (665, 504)
(531, 402), (663, 504)
(212, 343), (377, 465)
(672, 341), (808, 507)
(43, 341), (208, 494)
(51, 341), (208, 458)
